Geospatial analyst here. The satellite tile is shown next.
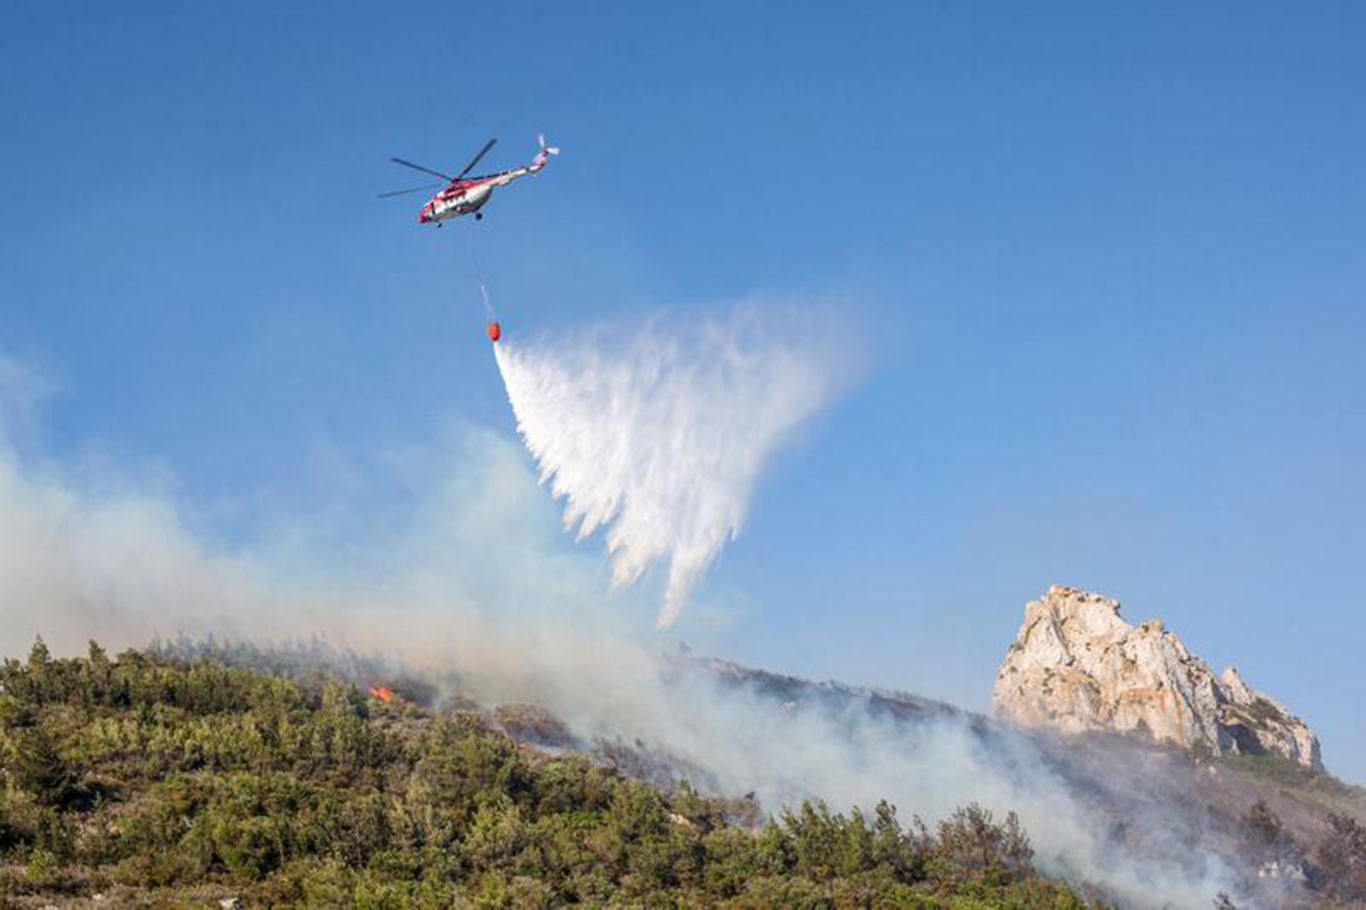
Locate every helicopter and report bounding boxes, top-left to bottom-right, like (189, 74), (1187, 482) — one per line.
(380, 135), (560, 225)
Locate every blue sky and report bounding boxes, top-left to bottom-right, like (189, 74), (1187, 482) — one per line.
(3, 3), (1364, 777)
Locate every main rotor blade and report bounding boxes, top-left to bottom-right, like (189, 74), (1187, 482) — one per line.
(377, 183), (444, 199)
(389, 157), (454, 182)
(457, 138), (498, 179)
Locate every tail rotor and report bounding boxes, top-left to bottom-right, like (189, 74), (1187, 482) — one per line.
(531, 134), (561, 171)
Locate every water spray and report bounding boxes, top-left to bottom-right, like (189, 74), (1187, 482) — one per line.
(491, 305), (844, 626)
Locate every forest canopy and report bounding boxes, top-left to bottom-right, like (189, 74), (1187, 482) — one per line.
(0, 638), (1088, 908)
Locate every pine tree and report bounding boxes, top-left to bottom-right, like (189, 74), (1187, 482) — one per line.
(14, 726), (77, 808)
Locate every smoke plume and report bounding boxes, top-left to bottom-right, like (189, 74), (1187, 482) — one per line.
(494, 304), (845, 626)
(0, 343), (1247, 907)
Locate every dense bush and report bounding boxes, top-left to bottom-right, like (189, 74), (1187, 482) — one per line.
(0, 639), (1090, 907)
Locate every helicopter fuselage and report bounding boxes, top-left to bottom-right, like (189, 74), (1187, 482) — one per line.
(418, 149), (551, 223)
(420, 179), (495, 223)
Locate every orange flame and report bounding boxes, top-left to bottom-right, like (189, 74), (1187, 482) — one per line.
(369, 685), (394, 704)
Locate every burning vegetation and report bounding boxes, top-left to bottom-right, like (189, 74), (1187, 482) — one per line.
(3, 636), (1363, 907)
(0, 640), (1091, 907)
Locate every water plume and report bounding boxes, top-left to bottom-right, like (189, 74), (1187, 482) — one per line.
(494, 303), (846, 626)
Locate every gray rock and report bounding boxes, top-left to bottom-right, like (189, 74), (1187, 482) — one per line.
(993, 585), (1322, 770)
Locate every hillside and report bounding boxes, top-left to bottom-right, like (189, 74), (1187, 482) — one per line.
(0, 640), (1088, 908)
(694, 655), (1366, 907)
(4, 637), (1364, 908)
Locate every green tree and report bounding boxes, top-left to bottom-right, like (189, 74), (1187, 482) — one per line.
(931, 803), (1033, 886)
(13, 726), (78, 808)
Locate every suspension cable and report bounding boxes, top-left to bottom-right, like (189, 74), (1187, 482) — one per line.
(464, 220), (496, 322)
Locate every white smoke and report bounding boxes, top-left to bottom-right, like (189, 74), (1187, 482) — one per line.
(494, 304), (846, 626)
(0, 345), (1245, 907)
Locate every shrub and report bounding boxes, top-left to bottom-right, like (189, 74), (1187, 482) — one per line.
(25, 847), (59, 885)
(1239, 799), (1302, 867)
(1310, 812), (1366, 901)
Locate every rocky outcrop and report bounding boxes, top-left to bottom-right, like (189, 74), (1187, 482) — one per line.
(993, 585), (1322, 770)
